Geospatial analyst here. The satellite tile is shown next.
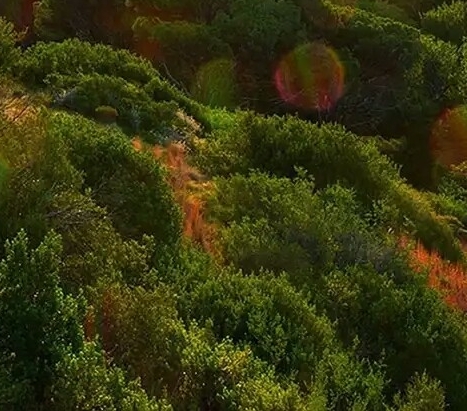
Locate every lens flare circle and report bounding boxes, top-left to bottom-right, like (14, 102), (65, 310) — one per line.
(191, 58), (238, 109)
(430, 106), (467, 168)
(274, 42), (345, 112)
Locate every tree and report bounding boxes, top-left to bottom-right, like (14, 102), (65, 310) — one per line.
(0, 230), (84, 409)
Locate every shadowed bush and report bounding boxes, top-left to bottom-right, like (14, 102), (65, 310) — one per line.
(196, 113), (464, 261)
(47, 112), (182, 244)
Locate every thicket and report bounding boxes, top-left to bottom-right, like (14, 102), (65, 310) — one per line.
(2, 0), (467, 409)
(10, 0), (466, 188)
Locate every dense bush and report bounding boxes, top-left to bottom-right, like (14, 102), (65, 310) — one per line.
(47, 112), (182, 244)
(0, 17), (19, 72)
(0, 110), (82, 250)
(3, 1), (467, 409)
(196, 113), (463, 260)
(393, 372), (445, 411)
(14, 39), (212, 130)
(315, 264), (467, 409)
(174, 268), (387, 408)
(0, 230), (84, 408)
(88, 281), (337, 410)
(48, 74), (180, 141)
(16, 38), (157, 86)
(212, 0), (304, 59)
(33, 0), (130, 46)
(421, 1), (467, 44)
(51, 341), (174, 411)
(357, 0), (415, 25)
(133, 19), (231, 86)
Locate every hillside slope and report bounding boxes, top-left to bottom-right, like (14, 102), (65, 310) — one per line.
(2, 1), (467, 409)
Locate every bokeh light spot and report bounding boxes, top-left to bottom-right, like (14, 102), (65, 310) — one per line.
(274, 42), (345, 112)
(191, 58), (238, 109)
(430, 106), (467, 168)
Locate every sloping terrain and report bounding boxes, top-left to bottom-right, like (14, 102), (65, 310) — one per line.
(2, 1), (467, 409)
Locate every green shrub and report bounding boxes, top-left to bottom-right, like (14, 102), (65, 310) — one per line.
(422, 1), (467, 44)
(51, 342), (173, 411)
(181, 268), (335, 375)
(323, 4), (420, 70)
(16, 39), (158, 86)
(0, 111), (82, 250)
(190, 58), (239, 109)
(48, 74), (180, 142)
(315, 264), (467, 409)
(177, 268), (386, 408)
(90, 283), (186, 399)
(393, 372), (445, 411)
(212, 0), (304, 59)
(315, 2), (467, 188)
(0, 230), (84, 408)
(196, 114), (463, 261)
(208, 172), (389, 273)
(174, 326), (333, 411)
(46, 190), (162, 292)
(14, 38), (212, 131)
(144, 77), (212, 131)
(403, 35), (467, 113)
(33, 0), (130, 46)
(132, 19), (231, 87)
(90, 278), (332, 410)
(48, 112), (182, 244)
(387, 0), (448, 18)
(197, 113), (400, 192)
(357, 0), (415, 25)
(0, 17), (19, 73)
(142, 240), (388, 408)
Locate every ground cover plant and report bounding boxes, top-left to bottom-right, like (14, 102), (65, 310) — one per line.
(2, 1), (467, 409)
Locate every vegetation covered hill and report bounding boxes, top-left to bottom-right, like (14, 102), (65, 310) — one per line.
(2, 0), (467, 409)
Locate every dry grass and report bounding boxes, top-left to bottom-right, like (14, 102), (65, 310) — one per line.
(0, 91), (45, 170)
(132, 137), (218, 255)
(2, 96), (37, 124)
(400, 235), (467, 311)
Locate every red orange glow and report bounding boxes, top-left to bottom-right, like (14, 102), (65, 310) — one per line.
(274, 42), (345, 111)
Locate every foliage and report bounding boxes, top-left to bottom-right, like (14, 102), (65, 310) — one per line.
(0, 230), (84, 408)
(0, 110), (82, 250)
(3, 1), (467, 410)
(190, 58), (239, 109)
(315, 263), (467, 409)
(421, 1), (467, 45)
(48, 74), (180, 141)
(51, 341), (173, 411)
(393, 372), (445, 411)
(16, 38), (157, 85)
(0, 17), (19, 72)
(357, 0), (415, 26)
(14, 38), (212, 129)
(212, 0), (304, 60)
(88, 283), (186, 398)
(174, 267), (387, 408)
(133, 19), (231, 87)
(47, 112), (182, 244)
(196, 113), (463, 261)
(33, 0), (130, 46)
